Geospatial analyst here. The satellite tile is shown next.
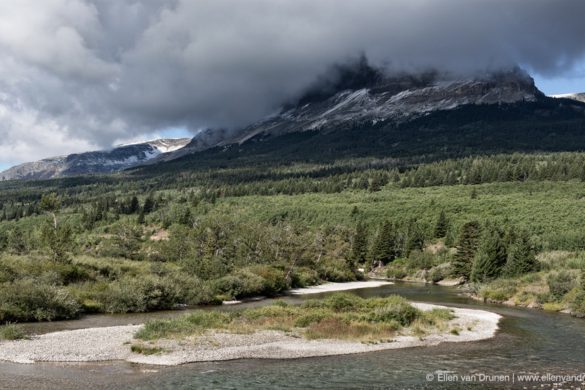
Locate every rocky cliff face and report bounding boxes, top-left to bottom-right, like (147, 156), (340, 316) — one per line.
(161, 66), (542, 159)
(226, 68), (541, 145)
(0, 138), (190, 180)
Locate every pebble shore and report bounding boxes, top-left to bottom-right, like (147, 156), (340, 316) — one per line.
(0, 302), (501, 366)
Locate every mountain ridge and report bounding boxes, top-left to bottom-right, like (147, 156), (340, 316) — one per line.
(0, 138), (190, 181)
(5, 65), (585, 180)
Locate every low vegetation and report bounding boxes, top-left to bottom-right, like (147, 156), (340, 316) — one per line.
(0, 323), (28, 340)
(134, 294), (454, 343)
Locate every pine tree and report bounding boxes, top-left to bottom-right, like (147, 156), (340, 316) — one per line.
(368, 175), (384, 192)
(143, 195), (155, 214)
(504, 230), (539, 277)
(452, 221), (482, 280)
(434, 210), (449, 238)
(471, 226), (507, 282)
(369, 221), (397, 266)
(404, 220), (425, 255)
(129, 196), (140, 214)
(349, 221), (368, 267)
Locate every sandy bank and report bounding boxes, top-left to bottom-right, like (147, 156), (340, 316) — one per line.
(288, 281), (393, 295)
(0, 302), (501, 366)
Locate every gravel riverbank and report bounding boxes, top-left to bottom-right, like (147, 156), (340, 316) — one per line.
(0, 302), (501, 366)
(288, 280), (393, 295)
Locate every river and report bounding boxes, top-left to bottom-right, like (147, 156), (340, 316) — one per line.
(2, 282), (585, 389)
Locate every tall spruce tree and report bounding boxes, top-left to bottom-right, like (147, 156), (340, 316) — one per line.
(504, 230), (539, 277)
(434, 210), (449, 238)
(369, 221), (397, 266)
(349, 221), (369, 266)
(471, 225), (507, 282)
(452, 221), (482, 280)
(404, 220), (425, 255)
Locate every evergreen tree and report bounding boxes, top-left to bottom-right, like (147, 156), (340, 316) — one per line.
(142, 194), (154, 214)
(404, 220), (425, 255)
(368, 175), (384, 192)
(349, 221), (368, 266)
(434, 210), (449, 238)
(129, 196), (140, 214)
(369, 221), (397, 266)
(452, 221), (482, 280)
(504, 230), (539, 277)
(471, 226), (507, 282)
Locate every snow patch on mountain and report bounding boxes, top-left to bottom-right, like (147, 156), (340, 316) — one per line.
(0, 138), (191, 180)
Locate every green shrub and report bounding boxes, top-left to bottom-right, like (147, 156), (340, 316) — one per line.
(294, 310), (331, 327)
(246, 265), (290, 296)
(289, 267), (320, 288)
(322, 293), (363, 311)
(368, 298), (421, 326)
(317, 259), (356, 282)
(0, 279), (81, 322)
(211, 272), (264, 300)
(547, 271), (576, 300)
(99, 274), (192, 313)
(479, 279), (517, 302)
(0, 323), (28, 340)
(428, 266), (448, 283)
(570, 291), (585, 318)
(386, 266), (408, 280)
(408, 250), (434, 270)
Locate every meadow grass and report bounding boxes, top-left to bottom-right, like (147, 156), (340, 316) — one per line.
(134, 293), (455, 343)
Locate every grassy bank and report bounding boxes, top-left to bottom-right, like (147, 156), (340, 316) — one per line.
(475, 251), (585, 316)
(379, 247), (585, 317)
(132, 293), (454, 348)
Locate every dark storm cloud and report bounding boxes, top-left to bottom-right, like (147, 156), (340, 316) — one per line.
(0, 0), (585, 162)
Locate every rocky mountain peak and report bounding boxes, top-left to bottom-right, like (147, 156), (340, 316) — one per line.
(0, 138), (191, 180)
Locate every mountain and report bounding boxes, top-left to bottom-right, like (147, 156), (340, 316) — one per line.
(5, 63), (585, 180)
(148, 65), (585, 166)
(226, 67), (541, 145)
(552, 93), (585, 103)
(159, 66), (544, 160)
(142, 65), (585, 172)
(0, 138), (190, 180)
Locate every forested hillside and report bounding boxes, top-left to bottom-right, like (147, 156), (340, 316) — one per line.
(3, 151), (585, 323)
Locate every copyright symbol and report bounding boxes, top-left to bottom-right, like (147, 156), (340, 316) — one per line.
(426, 373), (434, 382)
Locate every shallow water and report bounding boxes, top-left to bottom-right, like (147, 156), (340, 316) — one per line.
(3, 283), (585, 389)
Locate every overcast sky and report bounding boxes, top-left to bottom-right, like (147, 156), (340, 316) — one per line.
(1, 0), (585, 169)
